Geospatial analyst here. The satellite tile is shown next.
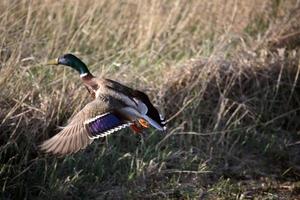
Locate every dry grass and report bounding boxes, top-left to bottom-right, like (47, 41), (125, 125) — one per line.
(1, 0), (300, 199)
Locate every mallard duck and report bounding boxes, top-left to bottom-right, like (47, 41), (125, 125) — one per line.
(40, 54), (166, 155)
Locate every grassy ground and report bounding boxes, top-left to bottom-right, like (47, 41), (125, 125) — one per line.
(1, 0), (300, 199)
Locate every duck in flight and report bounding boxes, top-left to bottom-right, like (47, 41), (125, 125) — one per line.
(40, 54), (166, 155)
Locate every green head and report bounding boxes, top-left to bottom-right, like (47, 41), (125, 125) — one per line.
(47, 54), (91, 76)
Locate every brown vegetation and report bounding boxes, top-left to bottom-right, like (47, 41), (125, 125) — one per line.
(1, 0), (300, 199)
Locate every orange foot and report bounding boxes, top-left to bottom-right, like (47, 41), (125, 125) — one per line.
(138, 118), (149, 128)
(130, 124), (142, 133)
(130, 119), (149, 134)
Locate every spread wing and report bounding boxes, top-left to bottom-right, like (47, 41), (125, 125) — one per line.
(40, 99), (131, 155)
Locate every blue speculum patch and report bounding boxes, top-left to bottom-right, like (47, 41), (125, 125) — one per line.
(87, 113), (124, 137)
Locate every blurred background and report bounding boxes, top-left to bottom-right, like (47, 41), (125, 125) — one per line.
(1, 0), (300, 199)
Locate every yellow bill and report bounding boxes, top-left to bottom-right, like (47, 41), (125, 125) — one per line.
(46, 58), (59, 65)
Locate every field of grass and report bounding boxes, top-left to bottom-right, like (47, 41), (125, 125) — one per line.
(1, 0), (300, 199)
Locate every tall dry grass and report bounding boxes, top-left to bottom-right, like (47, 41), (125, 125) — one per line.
(1, 0), (300, 199)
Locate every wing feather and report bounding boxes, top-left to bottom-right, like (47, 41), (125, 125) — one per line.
(40, 99), (128, 155)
